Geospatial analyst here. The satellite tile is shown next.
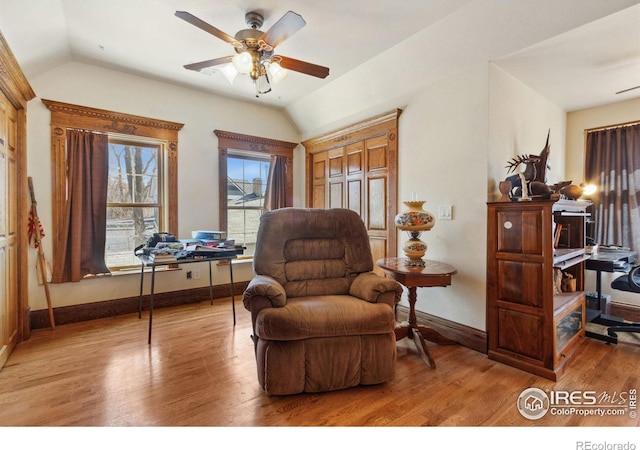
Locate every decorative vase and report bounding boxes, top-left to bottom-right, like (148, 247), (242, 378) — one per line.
(394, 200), (435, 267)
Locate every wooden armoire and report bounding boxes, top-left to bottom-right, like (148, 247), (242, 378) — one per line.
(302, 110), (401, 272)
(0, 32), (35, 371)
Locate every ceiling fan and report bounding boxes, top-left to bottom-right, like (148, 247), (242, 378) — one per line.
(175, 10), (330, 96)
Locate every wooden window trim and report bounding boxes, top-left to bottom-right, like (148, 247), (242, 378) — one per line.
(214, 129), (297, 233)
(42, 99), (184, 261)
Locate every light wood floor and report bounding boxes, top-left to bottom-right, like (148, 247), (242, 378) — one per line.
(1, 297), (639, 429)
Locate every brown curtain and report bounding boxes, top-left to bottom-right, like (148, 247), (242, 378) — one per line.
(263, 155), (287, 211)
(585, 123), (640, 250)
(52, 129), (110, 283)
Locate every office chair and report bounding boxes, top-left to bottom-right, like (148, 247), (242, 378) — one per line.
(607, 265), (640, 341)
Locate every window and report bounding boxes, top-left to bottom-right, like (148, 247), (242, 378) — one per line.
(44, 99), (183, 276)
(215, 130), (297, 257)
(106, 138), (164, 268)
(226, 151), (270, 255)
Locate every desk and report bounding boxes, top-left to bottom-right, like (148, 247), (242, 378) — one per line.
(376, 258), (457, 368)
(586, 248), (636, 313)
(137, 253), (237, 344)
(585, 248), (636, 343)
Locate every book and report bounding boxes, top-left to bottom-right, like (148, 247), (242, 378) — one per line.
(191, 230), (227, 240)
(148, 246), (179, 263)
(149, 253), (177, 263)
(185, 244), (236, 258)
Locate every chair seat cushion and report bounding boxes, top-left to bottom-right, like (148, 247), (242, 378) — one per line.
(611, 270), (640, 293)
(255, 295), (395, 341)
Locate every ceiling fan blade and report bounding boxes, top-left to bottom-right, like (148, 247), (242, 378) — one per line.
(175, 11), (240, 46)
(184, 56), (233, 72)
(278, 56), (330, 79)
(261, 11), (306, 48)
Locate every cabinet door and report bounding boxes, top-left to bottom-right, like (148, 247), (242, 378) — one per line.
(488, 204), (553, 365)
(364, 135), (393, 274)
(305, 111), (400, 271)
(309, 136), (396, 274)
(0, 95), (19, 370)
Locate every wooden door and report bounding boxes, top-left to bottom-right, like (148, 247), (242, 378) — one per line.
(0, 31), (35, 371)
(364, 135), (393, 271)
(304, 110), (400, 273)
(0, 94), (19, 369)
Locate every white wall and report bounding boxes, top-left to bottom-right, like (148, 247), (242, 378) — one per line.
(488, 64), (568, 198)
(566, 98), (640, 307)
(26, 61), (302, 311)
(393, 65), (490, 330)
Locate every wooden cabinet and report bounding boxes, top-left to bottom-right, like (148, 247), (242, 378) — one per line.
(486, 199), (589, 381)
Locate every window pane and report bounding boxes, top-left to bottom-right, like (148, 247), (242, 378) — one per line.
(227, 156), (269, 207)
(227, 208), (262, 255)
(226, 154), (270, 255)
(106, 206), (159, 268)
(106, 141), (162, 269)
(107, 143), (159, 204)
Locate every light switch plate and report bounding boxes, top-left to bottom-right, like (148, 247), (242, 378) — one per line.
(438, 205), (452, 220)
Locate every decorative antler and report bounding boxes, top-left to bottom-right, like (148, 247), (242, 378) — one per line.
(505, 154), (541, 174)
(505, 154), (533, 174)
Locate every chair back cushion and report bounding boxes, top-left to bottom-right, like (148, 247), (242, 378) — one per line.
(253, 208), (374, 297)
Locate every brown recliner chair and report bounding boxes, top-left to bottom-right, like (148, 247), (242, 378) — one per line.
(243, 208), (403, 395)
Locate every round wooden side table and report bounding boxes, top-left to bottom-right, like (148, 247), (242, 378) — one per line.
(376, 257), (458, 368)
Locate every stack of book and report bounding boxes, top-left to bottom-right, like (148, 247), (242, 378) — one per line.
(148, 248), (178, 263)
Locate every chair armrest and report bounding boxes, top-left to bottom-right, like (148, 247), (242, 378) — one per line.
(242, 275), (287, 311)
(350, 272), (403, 308)
(629, 265), (640, 291)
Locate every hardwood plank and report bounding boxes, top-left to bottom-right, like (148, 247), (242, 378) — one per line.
(1, 298), (639, 430)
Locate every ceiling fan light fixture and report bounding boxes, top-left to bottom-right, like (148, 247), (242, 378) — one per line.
(268, 62), (288, 83)
(177, 10), (330, 96)
(220, 63), (238, 84)
(232, 52), (253, 74)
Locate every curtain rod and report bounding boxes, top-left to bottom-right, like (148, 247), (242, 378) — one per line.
(586, 119), (640, 133)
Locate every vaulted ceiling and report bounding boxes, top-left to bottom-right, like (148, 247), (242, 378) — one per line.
(0, 0), (638, 111)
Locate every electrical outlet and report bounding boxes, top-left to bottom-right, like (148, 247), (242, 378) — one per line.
(193, 268), (201, 279)
(186, 270), (192, 279)
(438, 205), (453, 220)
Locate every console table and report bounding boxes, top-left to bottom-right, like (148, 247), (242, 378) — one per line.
(376, 257), (458, 368)
(137, 252), (237, 344)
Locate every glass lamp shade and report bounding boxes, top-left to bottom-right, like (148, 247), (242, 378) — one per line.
(232, 52), (253, 74)
(394, 200), (435, 266)
(255, 73), (272, 94)
(394, 200), (435, 232)
(220, 63), (238, 84)
(268, 62), (289, 83)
